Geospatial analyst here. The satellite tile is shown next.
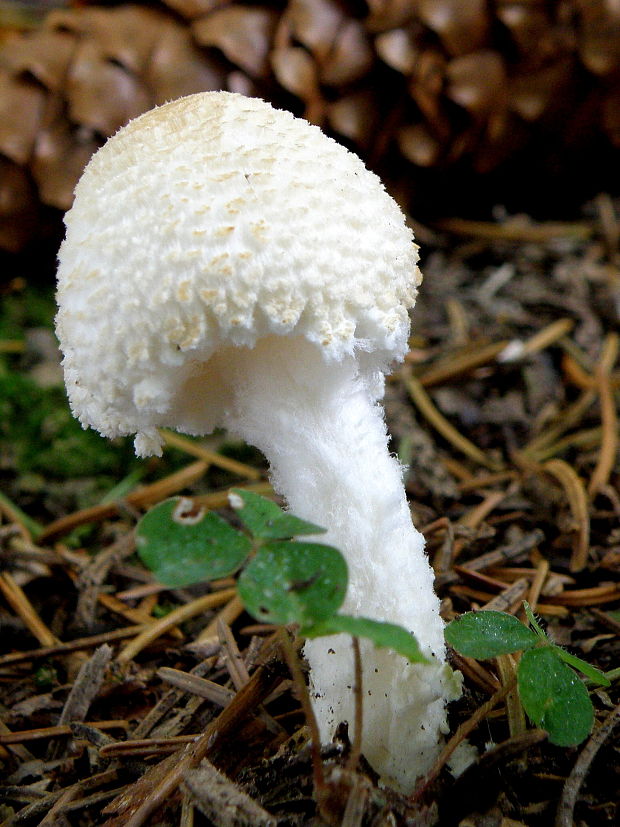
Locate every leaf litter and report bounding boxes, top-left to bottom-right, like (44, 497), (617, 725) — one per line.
(0, 202), (619, 825)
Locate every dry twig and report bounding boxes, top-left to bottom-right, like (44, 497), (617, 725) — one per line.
(555, 702), (620, 827)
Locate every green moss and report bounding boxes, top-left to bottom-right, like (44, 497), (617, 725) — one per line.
(0, 370), (137, 479)
(0, 285), (56, 338)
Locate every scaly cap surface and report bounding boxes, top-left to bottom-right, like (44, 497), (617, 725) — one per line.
(56, 92), (420, 455)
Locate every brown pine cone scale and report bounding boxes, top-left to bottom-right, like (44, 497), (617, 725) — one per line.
(2, 0), (620, 252)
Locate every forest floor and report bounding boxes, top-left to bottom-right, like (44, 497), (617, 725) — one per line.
(0, 200), (619, 826)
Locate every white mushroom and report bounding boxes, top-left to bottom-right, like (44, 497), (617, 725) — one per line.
(55, 91), (460, 791)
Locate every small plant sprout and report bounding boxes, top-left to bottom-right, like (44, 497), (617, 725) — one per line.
(56, 91), (459, 790)
(445, 602), (611, 746)
(136, 489), (428, 665)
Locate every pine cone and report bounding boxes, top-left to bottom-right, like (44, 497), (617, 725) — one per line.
(0, 3), (227, 252)
(2, 0), (620, 253)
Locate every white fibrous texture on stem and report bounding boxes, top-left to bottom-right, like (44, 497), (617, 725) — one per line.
(203, 336), (461, 791)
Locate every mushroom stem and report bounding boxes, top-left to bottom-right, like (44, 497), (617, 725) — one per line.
(204, 335), (456, 790)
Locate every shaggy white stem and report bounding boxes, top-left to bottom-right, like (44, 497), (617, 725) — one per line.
(209, 336), (456, 790)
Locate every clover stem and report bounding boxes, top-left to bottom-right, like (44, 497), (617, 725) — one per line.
(277, 629), (325, 790)
(347, 636), (364, 774)
(523, 601), (548, 640)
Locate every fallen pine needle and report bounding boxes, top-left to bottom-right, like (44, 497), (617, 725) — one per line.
(0, 572), (59, 647)
(529, 427), (602, 463)
(100, 735), (199, 759)
(40, 460), (210, 541)
(433, 217), (592, 242)
(0, 624), (150, 666)
(449, 650), (501, 695)
(116, 588), (237, 663)
(499, 318), (575, 363)
(452, 487), (516, 559)
(97, 593), (184, 640)
(541, 459), (590, 572)
(0, 721), (129, 744)
(544, 583), (620, 606)
(415, 340), (510, 387)
(405, 372), (502, 471)
(523, 390), (596, 459)
(159, 430), (263, 479)
(588, 333), (619, 499)
(194, 481), (273, 509)
(196, 595), (245, 642)
(561, 352), (620, 390)
(457, 471), (519, 492)
(0, 491), (42, 540)
(526, 558), (550, 611)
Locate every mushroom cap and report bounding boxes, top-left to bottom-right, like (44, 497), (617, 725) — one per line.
(56, 92), (420, 455)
